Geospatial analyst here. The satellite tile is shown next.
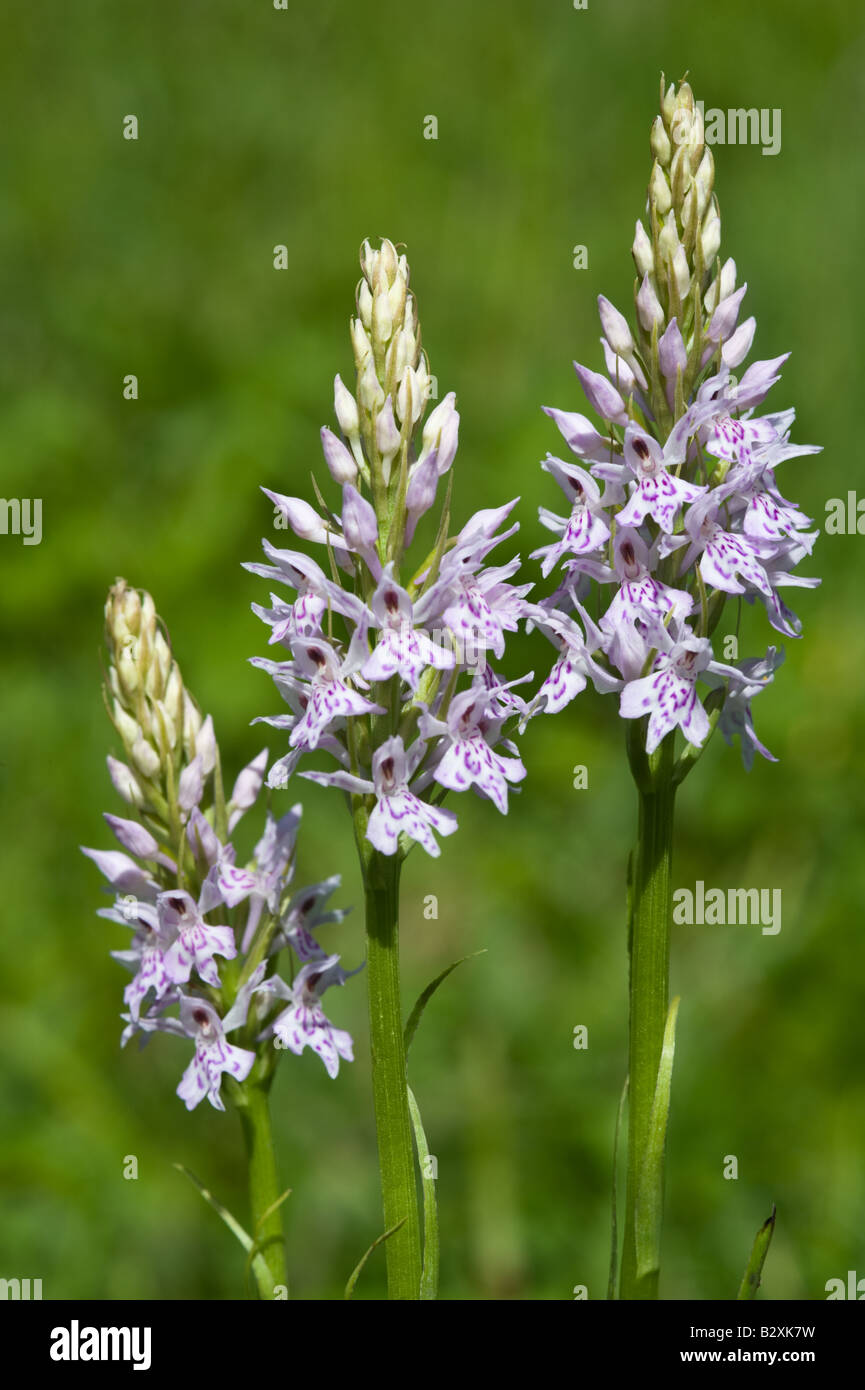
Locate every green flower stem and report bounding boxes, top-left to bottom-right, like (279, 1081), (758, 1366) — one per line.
(235, 1077), (287, 1299)
(362, 845), (422, 1299)
(620, 732), (677, 1300)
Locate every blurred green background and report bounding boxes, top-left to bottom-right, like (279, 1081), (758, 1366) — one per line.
(1, 0), (863, 1300)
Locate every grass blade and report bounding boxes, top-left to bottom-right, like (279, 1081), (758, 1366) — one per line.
(607, 1074), (629, 1299)
(174, 1163), (273, 1297)
(635, 996), (680, 1281)
(344, 1219), (408, 1299)
(408, 1084), (439, 1300)
(737, 1205), (776, 1300)
(403, 950), (486, 1057)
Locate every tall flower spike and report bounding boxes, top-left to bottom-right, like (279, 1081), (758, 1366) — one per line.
(528, 75), (820, 770)
(248, 238), (533, 1300)
(86, 581), (358, 1101)
(87, 582), (362, 1299)
(524, 73), (821, 1304)
(249, 239), (534, 855)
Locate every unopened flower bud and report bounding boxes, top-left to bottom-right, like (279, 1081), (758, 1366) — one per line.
(661, 80), (677, 126)
(195, 714), (217, 776)
(649, 161), (672, 217)
(658, 319), (687, 381)
(357, 278), (373, 329)
(321, 426), (359, 485)
(113, 702), (140, 748)
(387, 273), (406, 327)
(107, 754), (143, 807)
(377, 238), (398, 286)
(397, 365), (426, 426)
(358, 355), (385, 416)
(375, 396), (401, 462)
(650, 116), (671, 165)
(721, 315), (756, 368)
(657, 210), (680, 263)
(341, 483), (379, 556)
(334, 374), (360, 439)
(695, 149), (714, 219)
(636, 273), (665, 332)
(372, 285), (393, 349)
(131, 735), (161, 780)
(701, 206), (721, 268)
(672, 245), (691, 300)
(117, 643), (139, 698)
(420, 392), (460, 475)
(707, 284), (747, 343)
(598, 295), (635, 359)
(182, 692), (202, 757)
(350, 318), (372, 369)
(177, 755), (204, 813)
(632, 220), (654, 278)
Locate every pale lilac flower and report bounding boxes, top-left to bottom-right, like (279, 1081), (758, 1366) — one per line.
(417, 682), (526, 812)
(531, 458), (611, 576)
(525, 603), (620, 715)
(616, 426), (706, 533)
(619, 624), (739, 754)
(363, 568), (454, 689)
(276, 875), (349, 961)
(160, 883), (237, 989)
(301, 736), (458, 857)
(278, 635), (385, 751)
(175, 996), (256, 1112)
(257, 956), (356, 1079)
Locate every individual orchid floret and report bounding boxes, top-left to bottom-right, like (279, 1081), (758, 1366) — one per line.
(99, 896), (173, 1021)
(175, 995), (256, 1112)
(705, 647), (783, 770)
(417, 681), (526, 813)
(256, 956), (356, 1079)
(159, 882), (237, 989)
(279, 634), (385, 750)
(301, 736), (458, 857)
(616, 425), (706, 533)
(680, 492), (772, 596)
(524, 603), (621, 717)
(620, 635), (711, 754)
(531, 457), (611, 575)
(275, 875), (349, 961)
(363, 567), (455, 689)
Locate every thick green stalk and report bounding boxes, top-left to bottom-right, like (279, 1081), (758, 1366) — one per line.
(363, 847), (422, 1299)
(235, 1079), (288, 1299)
(620, 732), (676, 1299)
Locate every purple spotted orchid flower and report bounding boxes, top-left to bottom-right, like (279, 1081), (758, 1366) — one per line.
(248, 239), (534, 860)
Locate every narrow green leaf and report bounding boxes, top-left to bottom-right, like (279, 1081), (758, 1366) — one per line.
(407, 1084), (439, 1300)
(245, 1187), (292, 1297)
(174, 1163), (272, 1295)
(343, 1218), (408, 1300)
(607, 1075), (629, 1300)
(635, 995), (680, 1280)
(737, 1205), (776, 1300)
(403, 950), (487, 1057)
